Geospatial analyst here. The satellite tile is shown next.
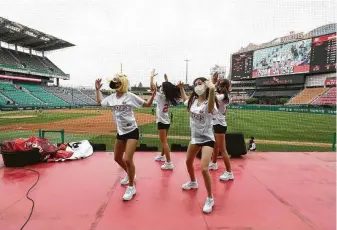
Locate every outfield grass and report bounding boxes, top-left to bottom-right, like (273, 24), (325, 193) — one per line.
(0, 107), (335, 152)
(135, 107), (336, 144)
(0, 111), (97, 126)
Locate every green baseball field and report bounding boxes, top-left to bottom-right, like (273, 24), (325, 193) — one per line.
(0, 106), (335, 152)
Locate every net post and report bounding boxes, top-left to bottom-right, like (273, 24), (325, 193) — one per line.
(332, 132), (336, 151)
(61, 129), (65, 144)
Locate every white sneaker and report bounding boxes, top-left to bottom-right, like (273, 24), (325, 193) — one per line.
(182, 180), (198, 190)
(203, 197), (215, 213)
(208, 162), (218, 171)
(220, 171), (234, 181)
(154, 155), (166, 162)
(120, 174), (136, 185)
(123, 186), (136, 201)
(161, 161), (174, 170)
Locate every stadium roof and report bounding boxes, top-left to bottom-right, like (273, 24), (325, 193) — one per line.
(0, 17), (75, 52)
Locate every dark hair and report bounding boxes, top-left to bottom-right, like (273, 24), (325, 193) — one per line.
(187, 77), (218, 112)
(216, 79), (231, 104)
(161, 81), (181, 106)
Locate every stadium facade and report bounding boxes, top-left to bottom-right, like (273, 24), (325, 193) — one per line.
(229, 23), (336, 106)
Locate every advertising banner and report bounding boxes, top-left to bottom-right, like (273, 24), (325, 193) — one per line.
(256, 75), (305, 86)
(252, 39), (312, 78)
(325, 77), (336, 86)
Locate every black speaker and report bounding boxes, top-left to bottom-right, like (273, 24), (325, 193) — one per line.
(226, 132), (246, 158)
(171, 144), (181, 152)
(90, 143), (107, 152)
(136, 144), (158, 151)
(171, 144), (188, 152)
(196, 132), (246, 159)
(1, 149), (40, 167)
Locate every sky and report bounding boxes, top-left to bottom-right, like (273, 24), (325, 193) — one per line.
(0, 0), (336, 89)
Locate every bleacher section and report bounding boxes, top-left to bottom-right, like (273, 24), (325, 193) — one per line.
(19, 84), (69, 106)
(312, 87), (336, 105)
(80, 89), (96, 101)
(289, 87), (328, 104)
(43, 86), (96, 105)
(0, 81), (42, 105)
(0, 48), (66, 77)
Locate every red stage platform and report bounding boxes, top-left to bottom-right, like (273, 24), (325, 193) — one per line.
(0, 151), (335, 230)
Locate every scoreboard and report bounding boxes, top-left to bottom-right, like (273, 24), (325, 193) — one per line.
(231, 51), (253, 80)
(310, 33), (336, 73)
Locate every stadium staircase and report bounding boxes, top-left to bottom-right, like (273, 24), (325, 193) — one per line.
(79, 89), (96, 101)
(19, 84), (70, 106)
(311, 87), (336, 105)
(0, 92), (11, 105)
(289, 87), (328, 104)
(0, 82), (42, 106)
(43, 86), (89, 105)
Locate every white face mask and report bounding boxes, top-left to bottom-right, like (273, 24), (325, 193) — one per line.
(194, 84), (206, 96)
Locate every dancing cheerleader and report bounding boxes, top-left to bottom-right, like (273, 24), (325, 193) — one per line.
(178, 73), (218, 213)
(95, 73), (155, 201)
(150, 71), (181, 170)
(209, 77), (234, 181)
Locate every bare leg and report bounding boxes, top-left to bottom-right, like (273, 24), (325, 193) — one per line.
(215, 133), (232, 172)
(159, 129), (171, 162)
(185, 143), (201, 181)
(124, 139), (138, 186)
(211, 142), (219, 164)
(160, 130), (168, 156)
(113, 139), (127, 172)
(200, 146), (213, 198)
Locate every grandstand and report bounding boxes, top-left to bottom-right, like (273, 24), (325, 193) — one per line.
(0, 16), (77, 108)
(230, 23), (336, 107)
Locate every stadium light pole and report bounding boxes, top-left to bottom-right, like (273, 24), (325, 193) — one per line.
(184, 59), (189, 84)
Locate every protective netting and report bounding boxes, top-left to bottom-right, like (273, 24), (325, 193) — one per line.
(0, 83), (335, 152)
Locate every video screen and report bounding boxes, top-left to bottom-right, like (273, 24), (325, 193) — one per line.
(252, 39), (312, 78)
(231, 51), (253, 80)
(310, 33), (336, 73)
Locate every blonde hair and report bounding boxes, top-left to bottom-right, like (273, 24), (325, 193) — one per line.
(116, 74), (129, 93)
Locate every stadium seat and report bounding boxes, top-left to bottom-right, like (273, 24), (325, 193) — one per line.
(19, 84), (69, 106)
(312, 87), (336, 105)
(0, 82), (42, 106)
(289, 87), (328, 104)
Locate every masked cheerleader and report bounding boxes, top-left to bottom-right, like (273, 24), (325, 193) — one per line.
(209, 77), (234, 181)
(178, 73), (218, 213)
(95, 73), (156, 201)
(150, 71), (181, 170)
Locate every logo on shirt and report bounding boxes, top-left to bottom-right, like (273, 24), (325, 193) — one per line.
(190, 111), (205, 122)
(112, 105), (129, 112)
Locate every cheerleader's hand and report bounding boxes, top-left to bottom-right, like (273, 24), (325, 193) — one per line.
(95, 79), (103, 90)
(205, 80), (215, 89)
(177, 81), (184, 88)
(150, 69), (158, 78)
(212, 72), (219, 84)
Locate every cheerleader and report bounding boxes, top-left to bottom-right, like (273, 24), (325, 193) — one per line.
(178, 73), (218, 213)
(95, 73), (156, 201)
(209, 77), (234, 181)
(150, 71), (181, 170)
